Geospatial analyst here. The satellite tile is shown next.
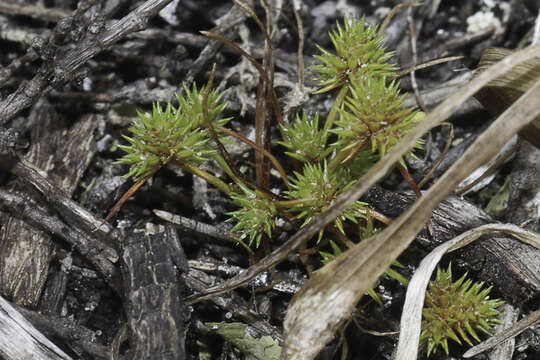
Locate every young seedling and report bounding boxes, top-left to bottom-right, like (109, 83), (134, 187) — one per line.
(113, 15), (423, 276)
(421, 264), (504, 357)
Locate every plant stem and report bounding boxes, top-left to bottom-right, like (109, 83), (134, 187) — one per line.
(323, 85), (349, 142)
(275, 198), (316, 207)
(213, 153), (246, 188)
(174, 159), (233, 196)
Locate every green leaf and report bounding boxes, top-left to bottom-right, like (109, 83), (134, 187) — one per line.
(205, 322), (281, 360)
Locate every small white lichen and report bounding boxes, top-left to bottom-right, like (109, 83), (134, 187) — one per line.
(466, 10), (501, 33)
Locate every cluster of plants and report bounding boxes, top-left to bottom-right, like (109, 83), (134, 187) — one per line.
(117, 17), (421, 250)
(115, 16), (502, 357)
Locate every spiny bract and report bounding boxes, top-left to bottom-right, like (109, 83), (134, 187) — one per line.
(334, 75), (420, 158)
(285, 162), (367, 236)
(312, 17), (396, 93)
(279, 112), (332, 163)
(226, 185), (277, 248)
(116, 84), (230, 181)
(420, 264), (504, 357)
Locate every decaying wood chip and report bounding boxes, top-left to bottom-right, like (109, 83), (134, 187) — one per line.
(120, 224), (188, 360)
(17, 305), (111, 359)
(0, 102), (98, 306)
(0, 294), (73, 360)
(364, 186), (540, 304)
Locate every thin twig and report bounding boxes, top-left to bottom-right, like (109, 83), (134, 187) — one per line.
(418, 122), (454, 189)
(393, 56), (463, 79)
(292, 0), (305, 91)
(202, 64), (251, 189)
(407, 7), (427, 112)
(0, 0), (69, 22)
(216, 126), (291, 190)
(378, 2), (422, 37)
(0, 0), (174, 124)
(463, 309), (540, 358)
(234, 0), (273, 47)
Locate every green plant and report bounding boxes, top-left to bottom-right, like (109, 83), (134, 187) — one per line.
(226, 185), (277, 247)
(116, 83), (230, 184)
(111, 17), (428, 305)
(110, 13), (509, 360)
(333, 75), (420, 159)
(115, 16), (424, 278)
(312, 17), (396, 93)
(420, 264), (504, 357)
(278, 112), (331, 163)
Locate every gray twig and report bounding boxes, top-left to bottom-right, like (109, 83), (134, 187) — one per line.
(0, 189), (118, 281)
(0, 0), (174, 124)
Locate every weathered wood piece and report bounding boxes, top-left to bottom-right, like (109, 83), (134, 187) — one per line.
(0, 127), (24, 170)
(363, 185), (540, 305)
(0, 189), (118, 281)
(0, 102), (98, 306)
(17, 305), (111, 359)
(505, 141), (540, 229)
(0, 0), (175, 124)
(11, 158), (122, 246)
(0, 294), (72, 360)
(121, 224), (187, 360)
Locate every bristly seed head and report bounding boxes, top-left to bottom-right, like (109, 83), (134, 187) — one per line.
(226, 186), (277, 248)
(116, 83), (230, 181)
(420, 263), (504, 357)
(312, 17), (397, 93)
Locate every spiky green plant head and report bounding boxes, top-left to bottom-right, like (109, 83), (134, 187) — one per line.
(285, 162), (367, 236)
(177, 83), (231, 129)
(312, 16), (397, 93)
(279, 112), (332, 163)
(116, 84), (230, 181)
(116, 102), (213, 181)
(420, 263), (504, 357)
(332, 75), (422, 159)
(335, 147), (377, 180)
(226, 186), (277, 247)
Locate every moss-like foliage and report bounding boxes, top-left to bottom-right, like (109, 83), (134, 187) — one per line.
(226, 186), (277, 248)
(421, 264), (504, 356)
(116, 84), (229, 181)
(312, 17), (396, 93)
(279, 112), (331, 163)
(333, 75), (420, 158)
(285, 162), (367, 236)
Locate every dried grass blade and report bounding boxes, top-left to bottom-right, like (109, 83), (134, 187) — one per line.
(463, 309), (540, 358)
